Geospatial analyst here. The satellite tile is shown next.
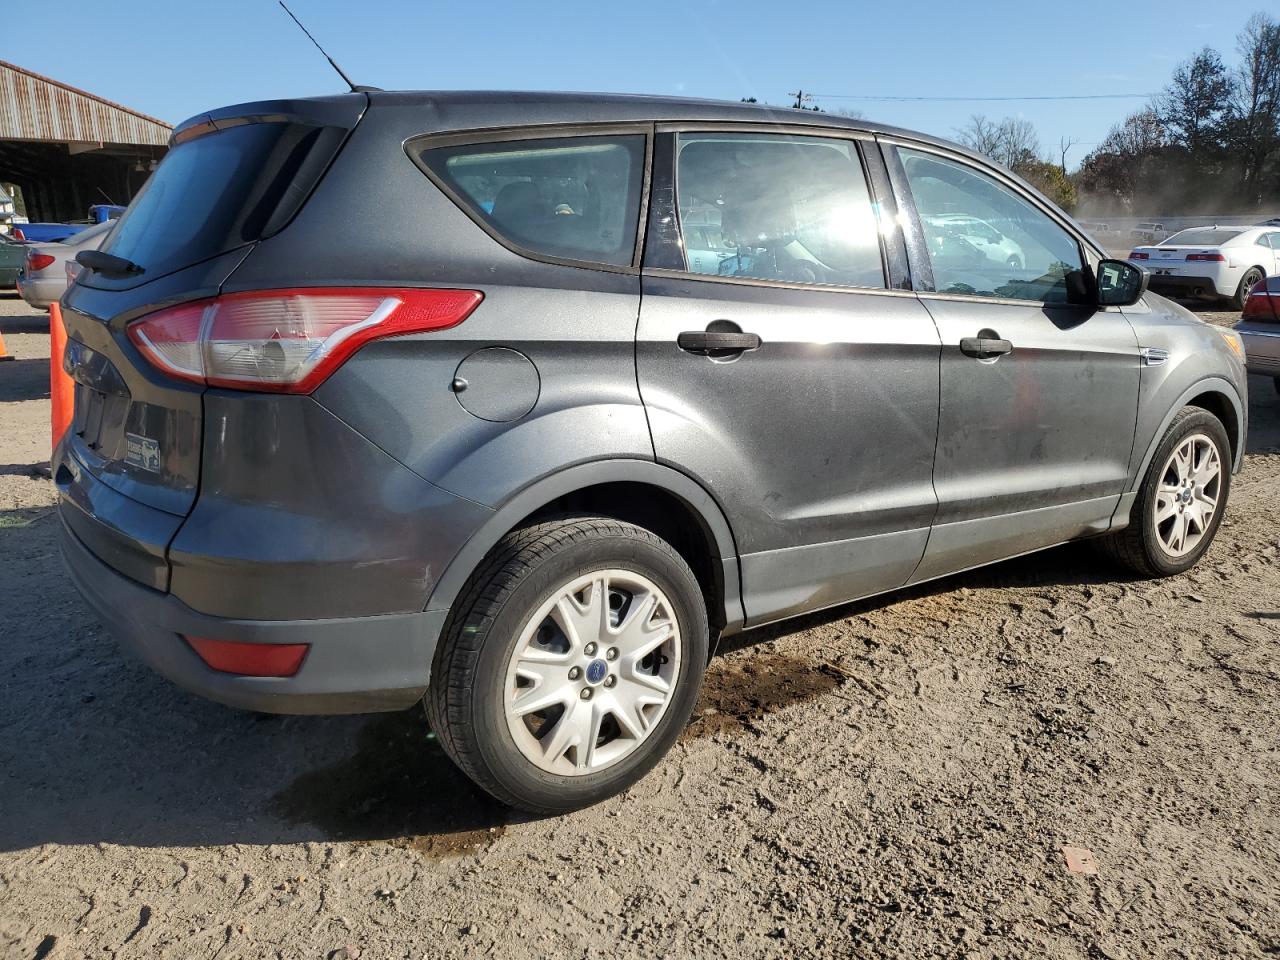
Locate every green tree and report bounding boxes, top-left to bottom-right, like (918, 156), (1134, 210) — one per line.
(1016, 159), (1078, 212)
(1158, 47), (1233, 157)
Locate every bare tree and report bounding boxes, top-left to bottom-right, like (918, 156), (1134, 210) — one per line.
(956, 115), (1042, 168)
(956, 115), (1004, 158)
(1228, 12), (1280, 199)
(1058, 135), (1078, 174)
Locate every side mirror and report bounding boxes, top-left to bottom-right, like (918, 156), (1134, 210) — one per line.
(1096, 258), (1148, 307)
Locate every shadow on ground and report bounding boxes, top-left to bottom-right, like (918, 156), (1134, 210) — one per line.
(0, 496), (1161, 858)
(0, 358), (51, 402)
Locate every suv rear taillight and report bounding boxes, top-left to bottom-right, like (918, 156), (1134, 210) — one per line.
(1242, 284), (1278, 322)
(27, 251), (54, 271)
(127, 287), (483, 393)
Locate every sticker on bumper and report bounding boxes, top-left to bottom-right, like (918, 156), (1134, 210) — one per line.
(125, 433), (161, 472)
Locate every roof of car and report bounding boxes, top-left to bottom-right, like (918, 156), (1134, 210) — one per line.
(179, 89), (978, 161)
(373, 88), (951, 141)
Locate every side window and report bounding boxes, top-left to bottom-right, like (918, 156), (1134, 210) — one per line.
(674, 133), (885, 289)
(898, 147), (1086, 303)
(420, 134), (645, 267)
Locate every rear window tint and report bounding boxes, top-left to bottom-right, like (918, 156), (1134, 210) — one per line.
(1161, 229), (1243, 245)
(101, 121), (337, 278)
(421, 135), (645, 267)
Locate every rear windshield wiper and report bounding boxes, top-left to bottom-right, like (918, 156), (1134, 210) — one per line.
(76, 249), (144, 278)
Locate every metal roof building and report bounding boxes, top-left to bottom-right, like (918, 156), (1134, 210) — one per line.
(0, 60), (171, 223)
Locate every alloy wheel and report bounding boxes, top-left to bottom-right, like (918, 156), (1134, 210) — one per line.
(503, 569), (682, 776)
(1152, 433), (1221, 558)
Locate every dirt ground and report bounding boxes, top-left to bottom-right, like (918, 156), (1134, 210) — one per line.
(1, 291), (1277, 960)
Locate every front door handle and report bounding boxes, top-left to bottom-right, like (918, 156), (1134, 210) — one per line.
(959, 335), (1013, 359)
(677, 330), (762, 355)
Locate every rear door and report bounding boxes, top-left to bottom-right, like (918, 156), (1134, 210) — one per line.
(637, 127), (942, 626)
(884, 142), (1140, 583)
(58, 96), (364, 589)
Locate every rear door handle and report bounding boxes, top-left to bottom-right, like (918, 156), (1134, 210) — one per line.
(959, 336), (1013, 359)
(676, 331), (762, 355)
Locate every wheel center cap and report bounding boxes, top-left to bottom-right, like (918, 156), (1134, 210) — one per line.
(585, 659), (608, 685)
(1180, 487), (1194, 504)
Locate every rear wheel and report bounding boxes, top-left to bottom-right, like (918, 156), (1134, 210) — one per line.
(425, 516), (708, 814)
(1099, 407), (1230, 577)
(1232, 267), (1265, 310)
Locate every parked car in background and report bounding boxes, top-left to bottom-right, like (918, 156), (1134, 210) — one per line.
(1130, 225), (1279, 308)
(682, 222), (735, 274)
(1257, 217), (1280, 227)
(926, 213), (1026, 269)
(12, 222), (89, 243)
(17, 220), (113, 309)
(0, 233), (25, 287)
(1235, 277), (1280, 394)
(1129, 221), (1166, 244)
(58, 92), (1247, 814)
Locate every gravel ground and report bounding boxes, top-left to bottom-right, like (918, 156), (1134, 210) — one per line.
(1, 292), (1277, 959)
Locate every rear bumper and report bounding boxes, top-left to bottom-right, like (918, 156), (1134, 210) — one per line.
(60, 514), (445, 714)
(1236, 324), (1280, 377)
(16, 274), (61, 309)
(1146, 273), (1227, 299)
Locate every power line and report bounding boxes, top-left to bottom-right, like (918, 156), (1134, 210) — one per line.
(808, 92), (1156, 103)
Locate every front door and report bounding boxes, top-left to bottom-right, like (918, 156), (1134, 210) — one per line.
(637, 129), (942, 625)
(886, 144), (1141, 583)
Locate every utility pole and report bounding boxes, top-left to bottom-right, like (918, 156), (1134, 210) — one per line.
(789, 89), (813, 110)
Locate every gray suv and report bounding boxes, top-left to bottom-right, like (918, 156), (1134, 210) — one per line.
(58, 92), (1248, 813)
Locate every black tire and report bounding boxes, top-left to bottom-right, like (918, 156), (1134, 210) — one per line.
(1273, 376), (1280, 396)
(1232, 268), (1265, 310)
(425, 516), (708, 814)
(1099, 407), (1231, 577)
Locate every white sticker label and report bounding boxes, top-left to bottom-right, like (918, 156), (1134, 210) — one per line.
(125, 433), (161, 473)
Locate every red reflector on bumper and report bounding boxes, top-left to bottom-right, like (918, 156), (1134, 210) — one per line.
(186, 636), (309, 677)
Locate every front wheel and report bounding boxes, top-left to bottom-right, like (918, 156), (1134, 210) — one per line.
(425, 516), (708, 814)
(1099, 407), (1230, 577)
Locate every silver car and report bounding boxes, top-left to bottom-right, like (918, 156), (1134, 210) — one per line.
(17, 219), (113, 309)
(57, 93), (1249, 813)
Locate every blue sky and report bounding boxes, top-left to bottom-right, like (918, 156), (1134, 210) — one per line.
(16, 0), (1270, 169)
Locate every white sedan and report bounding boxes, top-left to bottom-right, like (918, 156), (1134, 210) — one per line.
(1130, 225), (1280, 308)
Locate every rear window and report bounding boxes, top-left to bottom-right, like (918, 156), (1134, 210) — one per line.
(1162, 229), (1243, 246)
(100, 121), (338, 278)
(420, 134), (645, 267)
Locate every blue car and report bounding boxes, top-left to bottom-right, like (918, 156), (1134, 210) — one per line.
(13, 222), (89, 243)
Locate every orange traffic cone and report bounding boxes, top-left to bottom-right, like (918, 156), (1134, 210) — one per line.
(0, 328), (12, 361)
(50, 302), (74, 452)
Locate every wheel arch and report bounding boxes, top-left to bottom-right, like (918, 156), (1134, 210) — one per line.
(1130, 377), (1245, 491)
(424, 460), (745, 639)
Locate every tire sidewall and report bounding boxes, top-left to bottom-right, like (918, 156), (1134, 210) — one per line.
(1235, 269), (1264, 308)
(468, 530), (708, 811)
(1137, 410), (1231, 575)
